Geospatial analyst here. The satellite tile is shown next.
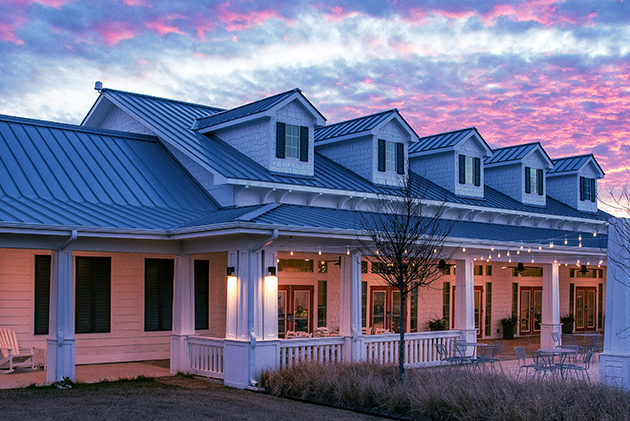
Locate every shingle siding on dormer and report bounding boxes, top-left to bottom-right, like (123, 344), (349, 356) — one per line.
(521, 154), (546, 206)
(373, 119), (409, 185)
(410, 151), (454, 191)
(547, 164), (599, 213)
(454, 137), (485, 198)
(316, 135), (373, 181)
(214, 119), (272, 169)
(485, 163), (521, 202)
(269, 100), (316, 176)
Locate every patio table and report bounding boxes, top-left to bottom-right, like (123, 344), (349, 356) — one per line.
(454, 341), (488, 359)
(538, 348), (576, 379)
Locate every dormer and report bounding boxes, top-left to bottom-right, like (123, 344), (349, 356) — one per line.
(314, 110), (418, 186)
(194, 89), (326, 177)
(409, 128), (492, 198)
(485, 142), (553, 206)
(547, 154), (605, 213)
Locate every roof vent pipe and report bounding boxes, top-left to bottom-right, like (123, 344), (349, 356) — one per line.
(94, 81), (103, 91)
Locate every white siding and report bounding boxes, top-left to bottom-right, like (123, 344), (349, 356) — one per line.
(486, 164), (522, 201)
(270, 100), (316, 176)
(99, 107), (155, 135)
(316, 135), (374, 181)
(454, 137), (485, 198)
(410, 151), (455, 191)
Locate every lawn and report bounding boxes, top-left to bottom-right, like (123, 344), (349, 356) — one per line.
(261, 363), (630, 420)
(1, 375), (386, 421)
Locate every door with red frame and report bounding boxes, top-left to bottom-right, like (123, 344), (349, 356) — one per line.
(574, 287), (596, 331)
(450, 285), (484, 338)
(519, 287), (542, 335)
(278, 285), (314, 338)
(370, 286), (405, 333)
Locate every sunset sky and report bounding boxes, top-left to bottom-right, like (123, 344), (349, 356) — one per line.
(0, 0), (628, 203)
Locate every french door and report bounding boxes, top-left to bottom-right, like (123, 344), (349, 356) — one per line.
(278, 285), (314, 338)
(519, 287), (542, 335)
(370, 286), (403, 333)
(451, 286), (484, 338)
(575, 287), (596, 331)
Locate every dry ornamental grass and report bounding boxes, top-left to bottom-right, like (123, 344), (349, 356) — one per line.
(261, 363), (630, 420)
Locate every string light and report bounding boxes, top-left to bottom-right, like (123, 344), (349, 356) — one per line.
(564, 263), (568, 267)
(346, 247), (350, 255)
(318, 248), (322, 256)
(433, 249), (437, 254)
(520, 245), (524, 251)
(462, 247), (466, 252)
(473, 257), (477, 262)
(599, 259), (603, 265)
(506, 251), (510, 257)
(531, 257), (535, 263)
(578, 234), (582, 242)
(508, 258), (512, 263)
(578, 242), (582, 248)
(549, 242), (554, 249)
(538, 246), (542, 251)
(527, 247), (531, 253)
(517, 250), (520, 255)
(375, 250), (379, 255)
(564, 237), (568, 245)
(593, 232), (597, 237)
(491, 247), (495, 252)
(498, 252), (501, 258)
(290, 251), (294, 256)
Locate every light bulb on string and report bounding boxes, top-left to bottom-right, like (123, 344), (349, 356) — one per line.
(531, 257), (535, 263)
(506, 251), (510, 257)
(578, 234), (582, 242)
(564, 237), (568, 245)
(517, 250), (520, 255)
(346, 247), (350, 255)
(549, 242), (554, 249)
(318, 248), (322, 256)
(498, 252), (501, 258)
(579, 242), (582, 248)
(593, 232), (597, 237)
(527, 247), (531, 253)
(290, 251), (294, 256)
(462, 247), (466, 252)
(520, 245), (524, 251)
(538, 246), (542, 251)
(491, 247), (495, 252)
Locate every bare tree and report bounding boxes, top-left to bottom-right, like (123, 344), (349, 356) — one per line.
(357, 175), (452, 382)
(605, 175), (630, 287)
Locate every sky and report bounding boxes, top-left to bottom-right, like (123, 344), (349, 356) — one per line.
(0, 0), (628, 206)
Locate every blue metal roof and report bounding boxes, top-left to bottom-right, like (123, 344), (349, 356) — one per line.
(249, 204), (607, 248)
(549, 154), (605, 176)
(409, 127), (487, 155)
(314, 109), (418, 142)
(486, 142), (549, 165)
(194, 88), (326, 131)
(0, 114), (218, 230)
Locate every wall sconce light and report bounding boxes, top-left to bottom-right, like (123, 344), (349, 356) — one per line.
(226, 266), (235, 277)
(267, 266), (277, 277)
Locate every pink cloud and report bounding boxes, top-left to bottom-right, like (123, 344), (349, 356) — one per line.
(483, 0), (560, 26)
(94, 21), (135, 45)
(322, 6), (361, 22)
(121, 0), (151, 6)
(146, 15), (185, 36)
(0, 22), (24, 45)
(216, 2), (283, 31)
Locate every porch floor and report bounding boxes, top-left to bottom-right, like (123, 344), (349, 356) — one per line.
(0, 360), (171, 390)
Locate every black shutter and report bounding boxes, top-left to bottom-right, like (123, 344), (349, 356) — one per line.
(458, 155), (466, 184)
(524, 167), (531, 193)
(299, 126), (309, 162)
(590, 178), (596, 202)
(194, 260), (209, 330)
(537, 169), (544, 195)
(75, 257), (110, 334)
(474, 157), (481, 186)
(396, 142), (404, 174)
(34, 255), (51, 335)
(275, 122), (286, 159)
(377, 139), (386, 172)
(579, 176), (585, 201)
(145, 259), (173, 332)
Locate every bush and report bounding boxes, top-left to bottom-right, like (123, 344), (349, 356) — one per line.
(261, 363), (630, 420)
(500, 316), (518, 339)
(427, 318), (448, 331)
(561, 315), (575, 334)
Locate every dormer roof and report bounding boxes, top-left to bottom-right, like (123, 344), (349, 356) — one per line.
(485, 142), (553, 168)
(409, 127), (492, 157)
(193, 88), (326, 132)
(314, 109), (418, 144)
(548, 154), (605, 178)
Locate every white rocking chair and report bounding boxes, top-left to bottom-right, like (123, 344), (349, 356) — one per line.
(0, 328), (35, 373)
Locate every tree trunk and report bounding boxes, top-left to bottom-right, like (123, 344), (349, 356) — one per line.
(399, 289), (405, 382)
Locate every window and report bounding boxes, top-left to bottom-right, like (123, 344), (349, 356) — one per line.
(377, 139), (404, 174)
(34, 255), (51, 335)
(317, 260), (328, 273)
(474, 265), (483, 276)
(361, 261), (368, 273)
(194, 260), (209, 330)
(361, 281), (367, 328)
(145, 258), (174, 332)
(485, 283), (492, 336)
(442, 281), (451, 326)
(276, 122), (309, 162)
(570, 268), (603, 278)
(317, 281), (327, 327)
(371, 262), (390, 274)
(75, 256), (111, 334)
(278, 259), (313, 272)
(511, 283), (518, 318)
(458, 154), (481, 186)
(525, 167), (544, 195)
(580, 176), (596, 202)
(410, 289), (418, 332)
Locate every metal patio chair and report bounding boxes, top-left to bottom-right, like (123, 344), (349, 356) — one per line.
(564, 350), (594, 382)
(514, 346), (537, 379)
(435, 343), (469, 366)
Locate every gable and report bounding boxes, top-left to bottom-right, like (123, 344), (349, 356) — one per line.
(457, 134), (487, 156)
(276, 99), (317, 125)
(376, 118), (411, 143)
(522, 148), (552, 169)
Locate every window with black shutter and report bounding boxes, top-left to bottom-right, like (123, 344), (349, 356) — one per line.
(396, 142), (404, 174)
(525, 167), (531, 193)
(590, 178), (596, 202)
(537, 169), (544, 195)
(145, 258), (174, 332)
(276, 122), (309, 161)
(580, 176), (585, 201)
(275, 122), (286, 159)
(458, 154), (466, 184)
(75, 256), (111, 334)
(299, 126), (309, 162)
(377, 139), (386, 172)
(34, 255), (51, 335)
(194, 260), (209, 330)
(473, 157), (481, 186)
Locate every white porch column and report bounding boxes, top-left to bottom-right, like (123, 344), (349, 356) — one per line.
(454, 259), (476, 345)
(541, 262), (561, 349)
(170, 255), (195, 374)
(601, 220), (630, 389)
(339, 252), (363, 361)
(261, 248), (278, 340)
(46, 249), (75, 383)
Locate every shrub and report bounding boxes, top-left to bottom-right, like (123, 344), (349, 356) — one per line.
(261, 362), (630, 420)
(427, 317), (448, 331)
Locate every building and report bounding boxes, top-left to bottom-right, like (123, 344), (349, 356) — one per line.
(0, 85), (609, 388)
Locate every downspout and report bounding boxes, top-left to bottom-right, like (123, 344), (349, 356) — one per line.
(247, 229), (279, 388)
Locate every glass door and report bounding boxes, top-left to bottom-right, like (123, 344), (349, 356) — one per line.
(575, 287), (597, 331)
(520, 287), (542, 335)
(278, 285), (314, 337)
(474, 286), (483, 338)
(278, 289), (288, 338)
(371, 288), (387, 331)
(370, 286), (408, 333)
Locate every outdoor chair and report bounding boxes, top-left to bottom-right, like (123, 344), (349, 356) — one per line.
(564, 350), (594, 382)
(0, 328), (34, 373)
(474, 342), (503, 372)
(514, 346), (538, 378)
(534, 351), (558, 380)
(435, 343), (469, 366)
(551, 331), (578, 358)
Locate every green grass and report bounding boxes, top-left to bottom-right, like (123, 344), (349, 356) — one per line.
(261, 363), (630, 420)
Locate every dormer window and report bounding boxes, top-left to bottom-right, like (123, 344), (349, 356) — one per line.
(378, 139), (404, 174)
(580, 177), (596, 202)
(525, 167), (544, 195)
(458, 154), (481, 186)
(276, 122), (309, 162)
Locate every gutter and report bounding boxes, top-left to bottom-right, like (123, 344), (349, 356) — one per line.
(247, 229), (279, 388)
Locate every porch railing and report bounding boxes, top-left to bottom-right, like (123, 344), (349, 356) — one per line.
(187, 336), (224, 379)
(278, 337), (345, 369)
(363, 330), (461, 367)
